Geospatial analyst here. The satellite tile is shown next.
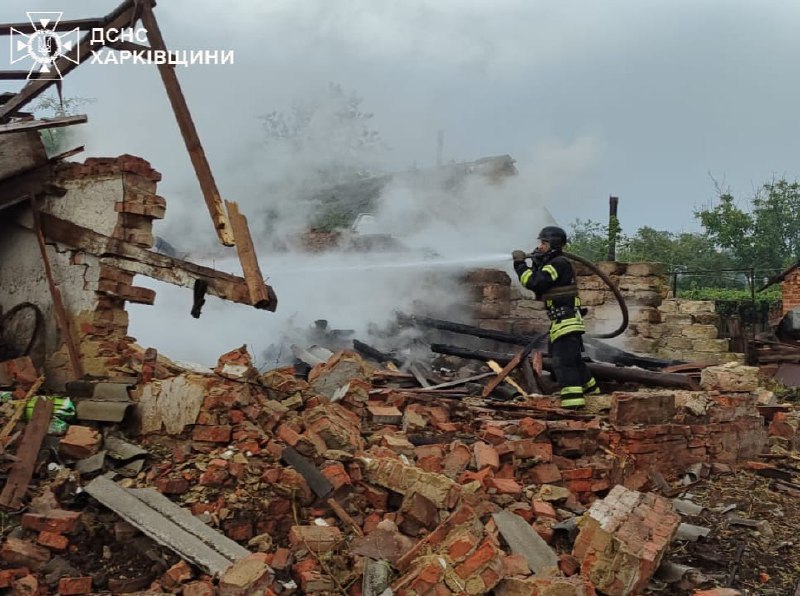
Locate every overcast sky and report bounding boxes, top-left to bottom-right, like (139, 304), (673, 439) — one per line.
(3, 0), (799, 235)
(3, 1), (800, 364)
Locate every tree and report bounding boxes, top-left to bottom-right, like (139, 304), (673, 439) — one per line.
(33, 94), (94, 156)
(261, 83), (385, 188)
(695, 179), (800, 273)
(567, 219), (612, 263)
(567, 220), (738, 289)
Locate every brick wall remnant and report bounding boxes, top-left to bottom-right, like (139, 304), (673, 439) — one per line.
(465, 263), (744, 363)
(572, 485), (680, 596)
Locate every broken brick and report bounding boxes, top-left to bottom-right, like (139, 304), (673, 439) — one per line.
(473, 441), (500, 471)
(288, 525), (342, 553)
(162, 560), (193, 589)
(218, 554), (274, 596)
(37, 531), (68, 551)
(1, 538), (50, 570)
(59, 426), (101, 459)
(22, 510), (81, 534)
(192, 425), (232, 443)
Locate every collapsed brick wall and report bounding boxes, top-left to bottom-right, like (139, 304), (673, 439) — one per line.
(466, 263), (742, 363)
(781, 267), (800, 315)
(0, 156), (164, 388)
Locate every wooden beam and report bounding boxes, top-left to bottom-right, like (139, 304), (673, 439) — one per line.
(0, 0), (138, 122)
(0, 114), (87, 135)
(30, 199), (84, 380)
(0, 397), (53, 509)
(39, 213), (277, 311)
(139, 2), (233, 246)
(0, 18), (104, 36)
(225, 200), (271, 308)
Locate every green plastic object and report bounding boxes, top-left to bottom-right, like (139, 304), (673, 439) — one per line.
(25, 396), (76, 435)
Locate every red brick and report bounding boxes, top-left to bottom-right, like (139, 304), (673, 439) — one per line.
(0, 568), (28, 589)
(518, 417), (547, 438)
(271, 548), (291, 571)
(446, 531), (480, 562)
(321, 463), (351, 490)
(224, 520), (253, 542)
(37, 531), (68, 551)
(473, 441), (500, 471)
(530, 463), (562, 484)
(508, 439), (553, 462)
(1, 538), (50, 570)
(482, 426), (506, 445)
(532, 520), (555, 544)
(487, 477), (522, 495)
(362, 484), (389, 510)
(288, 526), (342, 553)
(156, 477), (189, 495)
(199, 468), (230, 487)
(503, 553), (530, 576)
(59, 426), (101, 459)
(22, 510), (81, 534)
(276, 424), (301, 446)
(400, 492), (438, 532)
(219, 554), (274, 596)
(560, 467), (593, 480)
(162, 561), (193, 589)
(455, 540), (499, 579)
(192, 425), (232, 443)
(532, 500), (557, 520)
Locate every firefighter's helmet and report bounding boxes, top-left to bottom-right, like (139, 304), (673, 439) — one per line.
(537, 226), (568, 250)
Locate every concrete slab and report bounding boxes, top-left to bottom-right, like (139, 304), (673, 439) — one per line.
(85, 476), (248, 576)
(492, 510), (558, 575)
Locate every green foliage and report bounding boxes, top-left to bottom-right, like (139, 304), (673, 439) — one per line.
(695, 179), (800, 271)
(33, 94), (94, 156)
(261, 83), (385, 187)
(311, 204), (352, 232)
(567, 220), (737, 289)
(567, 219), (612, 263)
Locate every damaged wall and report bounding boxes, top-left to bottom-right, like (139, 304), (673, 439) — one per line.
(467, 262), (743, 363)
(0, 156), (164, 388)
(781, 266), (800, 315)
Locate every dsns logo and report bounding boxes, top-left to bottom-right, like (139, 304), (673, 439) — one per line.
(9, 12), (80, 79)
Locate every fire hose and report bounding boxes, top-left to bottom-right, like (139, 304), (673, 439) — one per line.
(561, 251), (629, 339)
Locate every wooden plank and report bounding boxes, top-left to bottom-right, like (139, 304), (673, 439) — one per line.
(0, 18), (104, 36)
(30, 199), (83, 379)
(139, 2), (233, 246)
(38, 212), (277, 311)
(0, 115), (87, 135)
(0, 397), (53, 509)
(0, 0), (138, 122)
(487, 360), (527, 395)
(225, 200), (270, 308)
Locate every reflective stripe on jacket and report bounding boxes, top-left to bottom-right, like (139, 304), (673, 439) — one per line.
(514, 252), (586, 342)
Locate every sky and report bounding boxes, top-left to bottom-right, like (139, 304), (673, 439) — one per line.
(2, 0), (799, 365)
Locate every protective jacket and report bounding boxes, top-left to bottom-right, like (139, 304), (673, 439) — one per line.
(514, 251), (586, 342)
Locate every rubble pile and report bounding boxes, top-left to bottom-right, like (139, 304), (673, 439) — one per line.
(0, 343), (796, 595)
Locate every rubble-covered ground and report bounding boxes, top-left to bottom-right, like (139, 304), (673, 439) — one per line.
(0, 345), (798, 596)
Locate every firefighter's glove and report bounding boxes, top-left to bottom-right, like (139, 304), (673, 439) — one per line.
(512, 250), (527, 263)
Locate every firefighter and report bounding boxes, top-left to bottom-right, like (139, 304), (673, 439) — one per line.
(512, 226), (599, 408)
